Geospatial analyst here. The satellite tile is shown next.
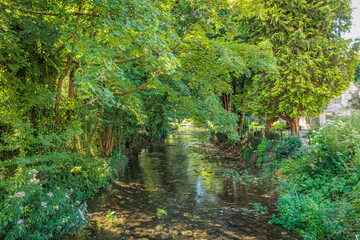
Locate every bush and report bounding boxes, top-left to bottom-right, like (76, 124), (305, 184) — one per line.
(274, 136), (302, 160)
(256, 138), (275, 166)
(250, 121), (259, 126)
(273, 114), (360, 239)
(0, 152), (128, 239)
(272, 187), (357, 240)
(265, 131), (281, 140)
(273, 122), (290, 130)
(214, 132), (228, 144)
(238, 136), (262, 162)
(0, 168), (89, 240)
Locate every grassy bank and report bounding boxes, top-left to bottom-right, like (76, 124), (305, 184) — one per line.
(215, 114), (360, 239)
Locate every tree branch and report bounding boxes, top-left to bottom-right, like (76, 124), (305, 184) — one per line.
(82, 70), (161, 108)
(1, 3), (99, 17)
(171, 16), (206, 52)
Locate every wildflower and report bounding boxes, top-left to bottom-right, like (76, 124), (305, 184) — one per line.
(19, 207), (23, 210)
(30, 169), (39, 174)
(78, 209), (85, 220)
(16, 191), (26, 198)
(30, 178), (40, 184)
(70, 188), (73, 192)
(17, 219), (24, 224)
(55, 206), (59, 210)
(76, 201), (80, 204)
(47, 192), (54, 197)
(57, 187), (60, 190)
(41, 202), (47, 207)
(65, 194), (70, 198)
(309, 164), (315, 170)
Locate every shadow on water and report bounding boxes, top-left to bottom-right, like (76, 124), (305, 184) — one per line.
(71, 126), (300, 239)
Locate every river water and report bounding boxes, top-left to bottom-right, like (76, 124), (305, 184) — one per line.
(79, 126), (299, 239)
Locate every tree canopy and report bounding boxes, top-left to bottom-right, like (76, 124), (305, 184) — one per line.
(238, 0), (359, 134)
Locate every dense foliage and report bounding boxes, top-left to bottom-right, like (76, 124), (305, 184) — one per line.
(244, 115), (360, 239)
(239, 0), (359, 134)
(0, 0), (275, 238)
(0, 0), (359, 239)
(273, 115), (360, 239)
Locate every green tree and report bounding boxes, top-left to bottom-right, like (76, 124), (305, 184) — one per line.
(240, 0), (359, 135)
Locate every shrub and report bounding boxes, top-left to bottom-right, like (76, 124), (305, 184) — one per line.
(0, 168), (89, 240)
(274, 114), (360, 239)
(0, 151), (128, 239)
(273, 122), (290, 130)
(265, 131), (281, 140)
(250, 121), (259, 126)
(272, 187), (358, 240)
(274, 136), (302, 160)
(256, 138), (275, 166)
(214, 132), (228, 144)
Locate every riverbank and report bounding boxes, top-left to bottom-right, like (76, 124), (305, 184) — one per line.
(213, 114), (360, 239)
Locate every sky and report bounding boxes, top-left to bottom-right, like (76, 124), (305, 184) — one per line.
(343, 0), (360, 40)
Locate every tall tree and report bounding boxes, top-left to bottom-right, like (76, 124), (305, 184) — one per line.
(241, 0), (359, 135)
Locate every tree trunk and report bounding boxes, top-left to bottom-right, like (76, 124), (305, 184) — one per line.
(265, 117), (279, 132)
(289, 118), (300, 136)
(68, 69), (75, 99)
(238, 112), (245, 134)
(220, 93), (232, 112)
(102, 123), (114, 157)
(54, 56), (72, 124)
(280, 116), (299, 136)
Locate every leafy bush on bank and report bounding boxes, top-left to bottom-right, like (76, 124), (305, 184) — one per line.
(0, 152), (128, 239)
(273, 115), (360, 239)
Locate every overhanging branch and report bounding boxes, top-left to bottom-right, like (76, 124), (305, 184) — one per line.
(1, 3), (99, 17)
(82, 70), (161, 108)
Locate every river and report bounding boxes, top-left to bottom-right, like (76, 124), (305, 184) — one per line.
(75, 126), (299, 239)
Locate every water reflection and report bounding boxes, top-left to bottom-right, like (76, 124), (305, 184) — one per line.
(79, 126), (300, 239)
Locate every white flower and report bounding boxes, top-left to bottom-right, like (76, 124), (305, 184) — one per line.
(55, 206), (59, 210)
(41, 202), (47, 207)
(30, 178), (40, 184)
(70, 188), (73, 192)
(47, 192), (54, 197)
(65, 194), (70, 198)
(19, 207), (23, 210)
(30, 169), (39, 174)
(17, 219), (24, 224)
(57, 187), (60, 190)
(78, 209), (85, 220)
(16, 191), (26, 198)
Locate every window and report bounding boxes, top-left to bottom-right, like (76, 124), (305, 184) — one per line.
(332, 97), (341, 104)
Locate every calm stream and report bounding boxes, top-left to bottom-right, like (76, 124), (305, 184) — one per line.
(79, 126), (298, 239)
